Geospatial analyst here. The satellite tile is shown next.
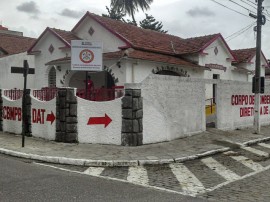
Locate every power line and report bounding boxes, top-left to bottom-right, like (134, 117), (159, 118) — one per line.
(228, 0), (257, 14)
(225, 21), (256, 40)
(204, 22), (256, 52)
(226, 22), (256, 42)
(239, 0), (257, 10)
(210, 0), (252, 18)
(245, 0), (257, 6)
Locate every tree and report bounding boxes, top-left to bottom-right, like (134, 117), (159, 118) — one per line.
(140, 14), (168, 33)
(111, 0), (153, 26)
(102, 6), (126, 21)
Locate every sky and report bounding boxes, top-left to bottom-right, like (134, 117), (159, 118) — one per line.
(0, 0), (270, 58)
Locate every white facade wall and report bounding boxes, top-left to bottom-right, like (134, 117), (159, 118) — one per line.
(124, 59), (205, 84)
(32, 32), (70, 89)
(249, 55), (266, 79)
(216, 81), (270, 130)
(2, 96), (22, 134)
(77, 97), (122, 145)
(233, 54), (267, 82)
(31, 96), (56, 140)
(141, 75), (206, 144)
(200, 40), (234, 80)
(200, 39), (237, 100)
(0, 52), (35, 89)
(73, 16), (126, 53)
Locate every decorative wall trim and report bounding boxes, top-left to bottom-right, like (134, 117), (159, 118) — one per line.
(60, 70), (71, 85)
(103, 65), (119, 84)
(152, 66), (190, 77)
(205, 63), (227, 72)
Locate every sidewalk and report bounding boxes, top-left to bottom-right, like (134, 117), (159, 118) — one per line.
(1, 126), (270, 167)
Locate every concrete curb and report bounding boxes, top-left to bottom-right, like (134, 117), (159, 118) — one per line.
(0, 136), (270, 167)
(0, 148), (139, 167)
(243, 137), (270, 146)
(174, 147), (230, 163)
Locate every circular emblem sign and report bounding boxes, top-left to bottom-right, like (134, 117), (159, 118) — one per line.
(79, 49), (94, 63)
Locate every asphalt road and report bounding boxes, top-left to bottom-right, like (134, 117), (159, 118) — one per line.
(0, 154), (205, 202)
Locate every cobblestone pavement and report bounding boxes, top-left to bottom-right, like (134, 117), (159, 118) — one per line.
(37, 140), (270, 200)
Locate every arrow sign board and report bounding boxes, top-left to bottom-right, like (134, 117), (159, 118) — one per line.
(87, 113), (112, 128)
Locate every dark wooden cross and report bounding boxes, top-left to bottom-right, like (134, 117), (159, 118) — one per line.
(11, 60), (35, 147)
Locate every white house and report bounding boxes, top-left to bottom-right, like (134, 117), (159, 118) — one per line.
(1, 12), (269, 99)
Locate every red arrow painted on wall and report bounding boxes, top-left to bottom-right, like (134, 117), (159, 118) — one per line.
(46, 111), (55, 125)
(87, 113), (112, 128)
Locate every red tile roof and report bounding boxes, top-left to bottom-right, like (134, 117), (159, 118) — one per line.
(73, 12), (184, 55)
(45, 57), (71, 65)
(174, 34), (220, 54)
(50, 28), (80, 44)
(46, 49), (205, 70)
(73, 12), (235, 59)
(103, 50), (207, 70)
(28, 27), (80, 53)
(232, 48), (256, 63)
(0, 33), (36, 56)
(124, 49), (205, 68)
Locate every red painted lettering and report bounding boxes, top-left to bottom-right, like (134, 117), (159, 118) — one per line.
(240, 107), (254, 117)
(32, 108), (46, 124)
(2, 106), (22, 121)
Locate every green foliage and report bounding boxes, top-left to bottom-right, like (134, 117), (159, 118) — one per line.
(102, 6), (126, 21)
(110, 0), (153, 26)
(139, 14), (168, 33)
(102, 1), (169, 33)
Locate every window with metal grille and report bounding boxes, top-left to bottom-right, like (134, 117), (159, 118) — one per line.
(48, 67), (56, 87)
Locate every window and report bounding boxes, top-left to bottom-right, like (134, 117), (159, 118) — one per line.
(48, 67), (56, 87)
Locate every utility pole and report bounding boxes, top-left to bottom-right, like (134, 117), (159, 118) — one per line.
(253, 0), (265, 134)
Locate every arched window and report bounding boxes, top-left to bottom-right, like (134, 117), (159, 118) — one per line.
(48, 67), (56, 87)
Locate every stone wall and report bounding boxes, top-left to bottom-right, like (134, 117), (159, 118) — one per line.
(56, 88), (78, 143)
(0, 89), (2, 131)
(121, 89), (143, 146)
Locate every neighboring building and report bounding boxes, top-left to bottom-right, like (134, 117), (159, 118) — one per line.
(0, 25), (23, 36)
(232, 48), (268, 82)
(0, 25), (36, 89)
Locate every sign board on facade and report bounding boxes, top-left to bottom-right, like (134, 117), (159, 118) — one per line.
(71, 40), (103, 71)
(205, 64), (227, 72)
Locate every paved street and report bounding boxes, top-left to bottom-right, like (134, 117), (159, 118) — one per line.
(0, 154), (204, 202)
(40, 141), (270, 201)
(2, 128), (270, 201)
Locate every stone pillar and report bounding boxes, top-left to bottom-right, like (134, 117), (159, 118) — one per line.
(0, 89), (2, 131)
(121, 89), (143, 146)
(23, 89), (32, 137)
(56, 88), (78, 143)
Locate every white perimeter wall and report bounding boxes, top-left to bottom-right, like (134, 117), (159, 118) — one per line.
(0, 53), (35, 89)
(2, 96), (22, 134)
(77, 97), (122, 145)
(141, 75), (206, 144)
(31, 96), (56, 140)
(216, 81), (270, 130)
